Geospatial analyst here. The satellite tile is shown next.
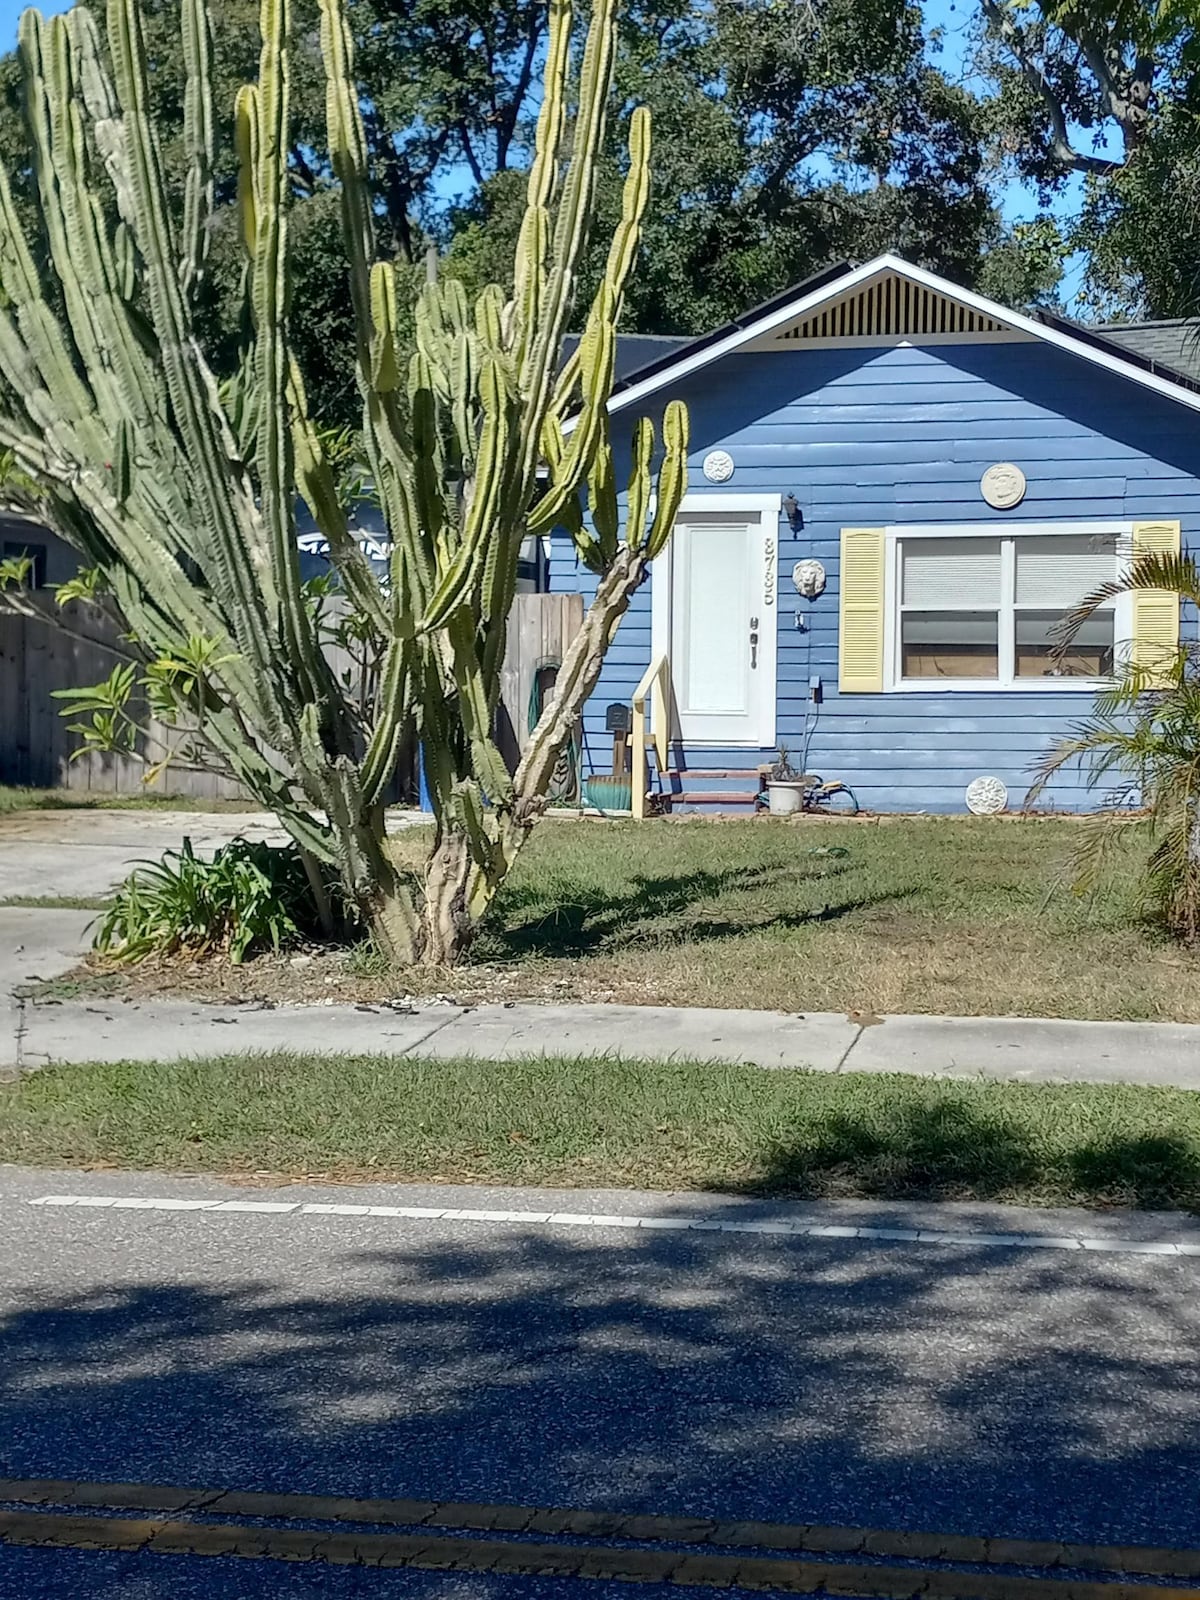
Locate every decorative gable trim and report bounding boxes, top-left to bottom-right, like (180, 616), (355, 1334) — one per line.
(763, 272), (1013, 346)
(588, 254), (1200, 424)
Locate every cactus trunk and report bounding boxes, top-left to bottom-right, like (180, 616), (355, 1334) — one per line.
(0, 0), (688, 968)
(420, 829), (479, 967)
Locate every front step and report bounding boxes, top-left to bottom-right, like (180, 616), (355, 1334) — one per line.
(653, 764), (764, 812)
(661, 768), (757, 780)
(668, 790), (761, 806)
(650, 790), (760, 809)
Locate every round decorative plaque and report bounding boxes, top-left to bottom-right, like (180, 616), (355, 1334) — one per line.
(965, 775), (1009, 815)
(702, 449), (734, 483)
(980, 462), (1026, 510)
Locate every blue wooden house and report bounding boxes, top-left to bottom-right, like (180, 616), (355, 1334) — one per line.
(551, 255), (1200, 815)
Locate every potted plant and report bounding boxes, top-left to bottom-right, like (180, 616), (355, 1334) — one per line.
(766, 747), (808, 816)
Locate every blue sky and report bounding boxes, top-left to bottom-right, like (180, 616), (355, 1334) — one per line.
(0, 0), (1087, 302)
(0, 0), (68, 40)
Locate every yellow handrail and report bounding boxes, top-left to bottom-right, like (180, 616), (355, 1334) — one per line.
(631, 652), (669, 820)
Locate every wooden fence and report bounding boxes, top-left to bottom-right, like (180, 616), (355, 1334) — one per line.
(1, 591), (584, 801)
(496, 592), (585, 777)
(0, 597), (248, 798)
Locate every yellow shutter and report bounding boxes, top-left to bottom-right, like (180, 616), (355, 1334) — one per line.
(839, 527), (886, 692)
(1130, 519), (1181, 687)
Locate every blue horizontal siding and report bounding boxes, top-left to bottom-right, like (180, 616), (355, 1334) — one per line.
(549, 339), (1200, 813)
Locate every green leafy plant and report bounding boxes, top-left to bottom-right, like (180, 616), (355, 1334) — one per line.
(95, 837), (343, 964)
(769, 746), (799, 782)
(0, 552), (33, 590)
(1028, 552), (1200, 942)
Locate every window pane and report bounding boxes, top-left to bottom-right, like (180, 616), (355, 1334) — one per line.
(901, 611), (999, 679)
(1015, 609), (1114, 678)
(902, 538), (1002, 607)
(1014, 535), (1117, 607)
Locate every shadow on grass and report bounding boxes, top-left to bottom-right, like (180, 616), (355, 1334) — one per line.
(486, 861), (912, 959)
(740, 1098), (1200, 1211)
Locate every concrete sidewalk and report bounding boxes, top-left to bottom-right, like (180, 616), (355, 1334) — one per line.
(6, 988), (1200, 1089)
(3, 905), (1198, 1090)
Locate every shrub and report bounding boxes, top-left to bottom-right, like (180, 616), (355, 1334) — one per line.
(1029, 552), (1200, 942)
(95, 838), (343, 964)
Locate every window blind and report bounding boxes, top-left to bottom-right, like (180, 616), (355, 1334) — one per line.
(1014, 536), (1117, 607)
(901, 538), (1002, 607)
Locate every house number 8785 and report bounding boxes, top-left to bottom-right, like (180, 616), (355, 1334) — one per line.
(764, 537), (776, 605)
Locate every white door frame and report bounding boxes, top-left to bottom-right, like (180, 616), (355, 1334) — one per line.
(651, 492), (780, 748)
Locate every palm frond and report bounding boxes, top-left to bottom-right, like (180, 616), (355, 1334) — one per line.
(1030, 632), (1200, 942)
(1057, 810), (1144, 905)
(1053, 552), (1200, 653)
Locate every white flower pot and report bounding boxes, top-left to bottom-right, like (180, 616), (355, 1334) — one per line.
(767, 780), (806, 816)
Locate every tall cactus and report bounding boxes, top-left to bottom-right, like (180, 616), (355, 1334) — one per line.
(0, 0), (688, 965)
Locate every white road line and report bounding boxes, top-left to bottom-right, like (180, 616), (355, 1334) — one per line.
(20, 1192), (1200, 1259)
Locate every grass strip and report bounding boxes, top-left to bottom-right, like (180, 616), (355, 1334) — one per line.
(5, 1053), (1200, 1209)
(38, 818), (1200, 1022)
(0, 786), (253, 815)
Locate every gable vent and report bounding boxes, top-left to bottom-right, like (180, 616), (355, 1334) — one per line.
(775, 274), (1009, 343)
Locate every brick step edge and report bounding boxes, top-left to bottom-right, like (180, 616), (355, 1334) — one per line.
(660, 769), (763, 780)
(657, 792), (759, 806)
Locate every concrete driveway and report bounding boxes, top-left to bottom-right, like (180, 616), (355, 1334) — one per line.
(0, 809), (290, 900)
(0, 812), (293, 1056)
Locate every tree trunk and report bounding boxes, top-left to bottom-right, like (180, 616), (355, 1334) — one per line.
(356, 548), (652, 971)
(1183, 799), (1200, 944)
(410, 548), (651, 968)
(357, 818), (423, 967)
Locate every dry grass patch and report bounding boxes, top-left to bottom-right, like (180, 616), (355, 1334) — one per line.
(44, 815), (1200, 1021)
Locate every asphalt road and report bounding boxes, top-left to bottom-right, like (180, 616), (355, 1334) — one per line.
(3, 1168), (1200, 1598)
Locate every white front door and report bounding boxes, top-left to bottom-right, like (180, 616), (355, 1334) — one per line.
(659, 505), (777, 747)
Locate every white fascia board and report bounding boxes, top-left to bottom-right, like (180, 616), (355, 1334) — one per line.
(886, 256), (1200, 418)
(678, 491), (783, 514)
(560, 259), (893, 435)
(593, 258), (891, 424)
(581, 251), (1200, 425)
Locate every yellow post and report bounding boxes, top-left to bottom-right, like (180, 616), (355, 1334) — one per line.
(631, 653), (668, 820)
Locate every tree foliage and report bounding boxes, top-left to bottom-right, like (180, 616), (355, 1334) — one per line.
(447, 0), (1063, 332)
(979, 0), (1200, 316)
(0, 0), (1079, 424)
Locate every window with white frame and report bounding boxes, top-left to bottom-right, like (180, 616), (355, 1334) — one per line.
(891, 527), (1125, 689)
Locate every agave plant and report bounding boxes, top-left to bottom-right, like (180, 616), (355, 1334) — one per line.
(1027, 552), (1200, 941)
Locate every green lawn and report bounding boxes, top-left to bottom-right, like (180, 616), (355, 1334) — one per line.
(376, 816), (1199, 1022)
(0, 895), (109, 910)
(5, 1051), (1200, 1209)
(0, 785), (253, 815)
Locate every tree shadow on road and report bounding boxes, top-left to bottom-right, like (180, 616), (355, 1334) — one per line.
(3, 1195), (1200, 1600)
